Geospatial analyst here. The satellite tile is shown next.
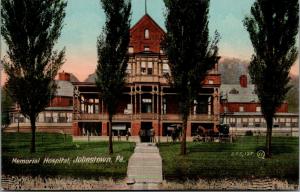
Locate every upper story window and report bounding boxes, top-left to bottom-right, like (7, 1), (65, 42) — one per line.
(144, 46), (150, 51)
(256, 106), (261, 112)
(163, 63), (170, 75)
(239, 106), (244, 112)
(144, 29), (149, 39)
(126, 63), (132, 74)
(141, 62), (147, 75)
(147, 62), (153, 75)
(128, 47), (134, 53)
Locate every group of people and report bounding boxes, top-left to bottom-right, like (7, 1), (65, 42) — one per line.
(139, 128), (156, 143)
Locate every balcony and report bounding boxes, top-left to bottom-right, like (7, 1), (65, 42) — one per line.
(74, 113), (132, 121)
(126, 75), (167, 84)
(74, 113), (218, 122)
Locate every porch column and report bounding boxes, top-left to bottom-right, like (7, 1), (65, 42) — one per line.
(139, 85), (142, 115)
(156, 86), (159, 115)
(152, 86), (154, 115)
(134, 85), (137, 114)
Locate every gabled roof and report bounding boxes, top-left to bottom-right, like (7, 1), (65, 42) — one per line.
(130, 14), (165, 34)
(220, 84), (259, 103)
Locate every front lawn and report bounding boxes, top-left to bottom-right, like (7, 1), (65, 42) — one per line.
(159, 136), (299, 181)
(2, 132), (135, 179)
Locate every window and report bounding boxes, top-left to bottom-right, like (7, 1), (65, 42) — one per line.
(141, 62), (146, 75)
(53, 112), (58, 123)
(256, 106), (261, 112)
(163, 63), (170, 75)
(147, 62), (153, 75)
(230, 123), (236, 127)
(229, 88), (239, 94)
(126, 64), (132, 74)
(144, 29), (149, 39)
(128, 47), (134, 53)
(163, 98), (167, 114)
(160, 49), (164, 54)
(208, 80), (214, 84)
(67, 113), (72, 123)
(45, 112), (52, 123)
(142, 98), (152, 113)
(255, 123), (260, 127)
(223, 106), (228, 113)
(58, 113), (67, 123)
(144, 46), (150, 51)
(239, 106), (244, 112)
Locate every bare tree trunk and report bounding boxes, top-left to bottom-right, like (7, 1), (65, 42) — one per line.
(265, 117), (273, 158)
(108, 114), (113, 154)
(30, 116), (36, 153)
(181, 117), (187, 155)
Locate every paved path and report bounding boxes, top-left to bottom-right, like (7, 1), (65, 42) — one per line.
(126, 143), (163, 190)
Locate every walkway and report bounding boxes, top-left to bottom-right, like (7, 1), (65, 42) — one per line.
(126, 143), (163, 190)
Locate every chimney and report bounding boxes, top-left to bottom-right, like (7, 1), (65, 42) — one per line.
(58, 71), (70, 81)
(239, 75), (247, 88)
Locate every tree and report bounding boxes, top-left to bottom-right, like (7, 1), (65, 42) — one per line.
(1, 88), (13, 129)
(96, 0), (131, 154)
(243, 0), (298, 157)
(164, 0), (220, 155)
(1, 0), (67, 153)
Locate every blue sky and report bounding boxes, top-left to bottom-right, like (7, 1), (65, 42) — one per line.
(1, 0), (299, 81)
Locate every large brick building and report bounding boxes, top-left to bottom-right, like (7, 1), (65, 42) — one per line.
(71, 14), (221, 141)
(6, 14), (298, 138)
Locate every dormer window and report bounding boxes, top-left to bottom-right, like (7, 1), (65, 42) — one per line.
(229, 88), (239, 94)
(144, 29), (149, 39)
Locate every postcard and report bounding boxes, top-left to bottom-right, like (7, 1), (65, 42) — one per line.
(1, 0), (299, 191)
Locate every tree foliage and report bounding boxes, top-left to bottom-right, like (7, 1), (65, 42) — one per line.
(1, 0), (67, 153)
(96, 0), (131, 154)
(243, 0), (298, 157)
(1, 88), (13, 128)
(164, 0), (220, 155)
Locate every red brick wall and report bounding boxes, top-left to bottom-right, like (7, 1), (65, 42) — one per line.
(131, 121), (140, 136)
(72, 122), (80, 136)
(102, 122), (108, 136)
(221, 102), (288, 113)
(130, 15), (165, 53)
(50, 97), (72, 107)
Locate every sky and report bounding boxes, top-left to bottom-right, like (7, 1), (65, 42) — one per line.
(1, 0), (299, 82)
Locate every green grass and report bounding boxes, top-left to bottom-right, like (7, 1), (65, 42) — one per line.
(159, 136), (299, 181)
(2, 132), (135, 179)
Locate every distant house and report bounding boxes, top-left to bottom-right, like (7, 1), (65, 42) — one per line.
(220, 75), (298, 136)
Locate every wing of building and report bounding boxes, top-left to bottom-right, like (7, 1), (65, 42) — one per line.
(220, 75), (298, 136)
